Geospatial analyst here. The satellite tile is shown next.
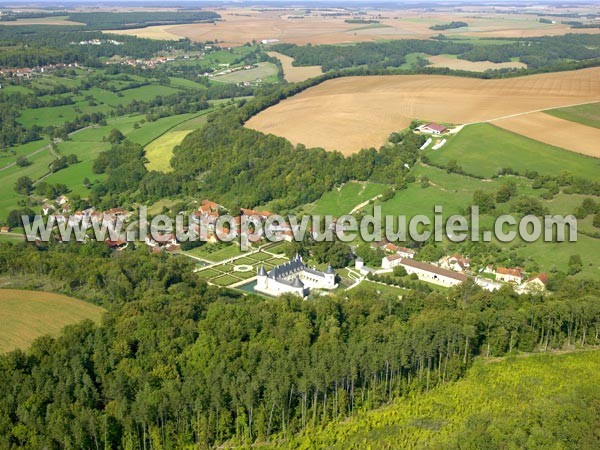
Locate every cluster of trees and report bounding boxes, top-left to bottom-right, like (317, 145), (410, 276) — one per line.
(0, 242), (599, 448)
(159, 107), (424, 210)
(272, 34), (600, 72)
(430, 21), (468, 30)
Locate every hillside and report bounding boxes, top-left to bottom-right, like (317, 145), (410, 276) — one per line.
(271, 350), (600, 449)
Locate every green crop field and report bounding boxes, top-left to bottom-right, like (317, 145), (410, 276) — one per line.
(274, 350), (600, 449)
(427, 123), (600, 179)
(545, 102), (600, 129)
(0, 289), (105, 354)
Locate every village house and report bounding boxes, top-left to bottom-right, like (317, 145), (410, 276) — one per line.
(256, 254), (337, 297)
(0, 226), (11, 233)
(439, 254), (470, 273)
(495, 267), (523, 284)
(520, 273), (548, 293)
(381, 253), (403, 270)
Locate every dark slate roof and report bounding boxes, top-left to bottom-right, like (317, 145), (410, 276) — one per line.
(325, 264), (335, 274)
(292, 276), (304, 288)
(258, 265), (267, 276)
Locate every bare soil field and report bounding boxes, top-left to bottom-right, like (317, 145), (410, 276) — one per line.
(426, 54), (527, 72)
(245, 67), (600, 155)
(106, 9), (599, 46)
(267, 52), (322, 83)
(494, 112), (600, 158)
(0, 289), (105, 353)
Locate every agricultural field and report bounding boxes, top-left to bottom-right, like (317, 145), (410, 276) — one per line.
(0, 289), (105, 354)
(245, 67), (600, 155)
(495, 112), (600, 157)
(275, 350), (600, 449)
(267, 52), (323, 83)
(145, 131), (192, 172)
(426, 123), (600, 179)
(135, 8), (599, 47)
(544, 102), (600, 129)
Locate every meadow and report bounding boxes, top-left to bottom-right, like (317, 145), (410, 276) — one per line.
(544, 102), (600, 129)
(213, 62), (278, 84)
(426, 123), (600, 179)
(301, 181), (389, 216)
(0, 289), (105, 354)
(246, 67), (600, 154)
(275, 350), (600, 449)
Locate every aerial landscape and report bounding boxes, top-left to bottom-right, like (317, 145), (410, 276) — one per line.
(0, 0), (599, 448)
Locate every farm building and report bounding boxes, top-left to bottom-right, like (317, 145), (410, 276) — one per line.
(255, 254), (337, 297)
(417, 123), (447, 135)
(397, 258), (467, 287)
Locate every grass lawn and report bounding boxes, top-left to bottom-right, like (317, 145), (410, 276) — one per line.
(302, 181), (390, 216)
(427, 123), (600, 179)
(211, 274), (242, 286)
(188, 244), (245, 262)
(544, 102), (600, 129)
(354, 280), (409, 297)
(0, 289), (105, 353)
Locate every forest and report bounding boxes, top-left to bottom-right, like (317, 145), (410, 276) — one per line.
(66, 11), (220, 30)
(0, 241), (598, 449)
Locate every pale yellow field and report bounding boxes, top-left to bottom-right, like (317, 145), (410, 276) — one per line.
(267, 52), (323, 82)
(245, 67), (600, 155)
(494, 112), (600, 158)
(0, 17), (83, 26)
(145, 130), (192, 172)
(0, 289), (105, 354)
(426, 54), (527, 72)
(102, 25), (183, 40)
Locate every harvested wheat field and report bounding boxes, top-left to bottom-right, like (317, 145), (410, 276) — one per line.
(493, 112), (600, 158)
(245, 67), (600, 155)
(0, 289), (105, 353)
(267, 52), (322, 83)
(102, 25), (183, 40)
(426, 55), (527, 72)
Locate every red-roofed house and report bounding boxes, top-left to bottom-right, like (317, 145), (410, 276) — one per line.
(417, 123), (447, 135)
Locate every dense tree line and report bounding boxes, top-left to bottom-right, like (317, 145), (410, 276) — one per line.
(272, 34), (600, 71)
(66, 11), (220, 30)
(0, 242), (598, 448)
